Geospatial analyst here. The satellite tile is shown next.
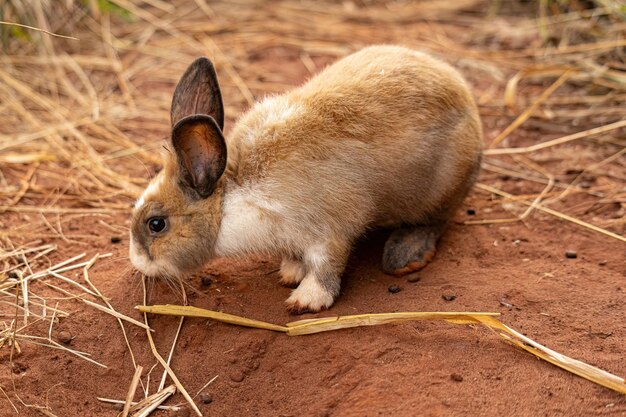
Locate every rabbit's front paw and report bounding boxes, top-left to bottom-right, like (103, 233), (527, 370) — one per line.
(285, 275), (334, 314)
(279, 258), (306, 288)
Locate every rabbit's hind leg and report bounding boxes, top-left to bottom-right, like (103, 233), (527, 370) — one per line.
(382, 221), (446, 276)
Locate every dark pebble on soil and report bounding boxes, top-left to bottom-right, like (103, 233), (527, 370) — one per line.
(201, 393), (213, 404)
(201, 275), (215, 287)
(110, 236), (122, 244)
(442, 294), (456, 301)
(565, 250), (577, 259)
(450, 373), (463, 382)
(566, 168), (583, 175)
(58, 331), (73, 344)
(388, 285), (401, 294)
(599, 260), (607, 266)
(11, 362), (27, 374)
(466, 209), (476, 215)
(8, 271), (19, 279)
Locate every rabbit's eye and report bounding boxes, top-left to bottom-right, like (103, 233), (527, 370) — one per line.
(147, 217), (168, 235)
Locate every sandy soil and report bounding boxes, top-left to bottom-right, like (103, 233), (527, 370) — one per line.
(1, 1), (625, 416)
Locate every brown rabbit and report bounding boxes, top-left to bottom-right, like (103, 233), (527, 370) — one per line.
(129, 45), (482, 313)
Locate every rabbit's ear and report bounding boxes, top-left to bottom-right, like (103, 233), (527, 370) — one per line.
(170, 57), (224, 130)
(171, 114), (226, 199)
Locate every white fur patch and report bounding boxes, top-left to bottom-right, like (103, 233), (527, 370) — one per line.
(286, 273), (334, 311)
(214, 186), (284, 256)
(135, 173), (164, 209)
(129, 239), (179, 277)
(304, 244), (329, 270)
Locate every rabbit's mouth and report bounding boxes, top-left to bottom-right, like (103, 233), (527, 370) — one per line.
(129, 239), (180, 279)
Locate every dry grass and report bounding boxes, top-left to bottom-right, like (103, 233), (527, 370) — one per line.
(137, 303), (626, 395)
(1, 0), (625, 415)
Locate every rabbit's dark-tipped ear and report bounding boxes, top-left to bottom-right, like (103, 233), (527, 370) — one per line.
(171, 57), (224, 130)
(172, 115), (226, 199)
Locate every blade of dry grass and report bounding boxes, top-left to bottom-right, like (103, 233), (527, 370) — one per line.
(477, 316), (626, 396)
(490, 70), (574, 148)
(0, 385), (18, 414)
(82, 299), (153, 332)
(129, 385), (176, 417)
(485, 119), (626, 155)
(141, 278), (201, 417)
(15, 335), (107, 368)
(475, 183), (626, 243)
(96, 396), (180, 412)
(121, 365), (143, 417)
(82, 254), (143, 377)
(157, 280), (187, 392)
(137, 304), (289, 332)
(0, 21), (78, 40)
(138, 304), (626, 395)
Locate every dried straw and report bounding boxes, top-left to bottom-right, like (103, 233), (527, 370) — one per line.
(141, 277), (201, 416)
(121, 365), (143, 417)
(137, 304), (626, 396)
(0, 21), (79, 40)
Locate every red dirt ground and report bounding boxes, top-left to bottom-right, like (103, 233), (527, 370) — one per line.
(1, 2), (625, 417)
(4, 192), (625, 416)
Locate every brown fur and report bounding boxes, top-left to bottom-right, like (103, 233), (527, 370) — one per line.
(129, 45), (483, 313)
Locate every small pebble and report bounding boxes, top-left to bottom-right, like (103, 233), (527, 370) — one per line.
(466, 209), (476, 215)
(388, 284), (401, 294)
(58, 331), (73, 344)
(112, 403), (124, 411)
(450, 373), (463, 382)
(599, 260), (607, 266)
(12, 362), (27, 374)
(565, 250), (577, 259)
(200, 393), (213, 404)
(201, 275), (215, 287)
(407, 273), (421, 283)
(110, 236), (122, 244)
(8, 271), (19, 279)
(566, 168), (583, 175)
(229, 370), (245, 383)
(442, 294), (456, 302)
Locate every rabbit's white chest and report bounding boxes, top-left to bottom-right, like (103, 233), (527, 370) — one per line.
(214, 185), (285, 256)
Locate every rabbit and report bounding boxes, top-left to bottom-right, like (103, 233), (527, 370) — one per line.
(129, 45), (483, 314)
